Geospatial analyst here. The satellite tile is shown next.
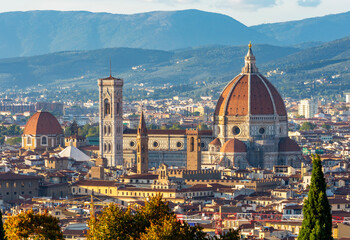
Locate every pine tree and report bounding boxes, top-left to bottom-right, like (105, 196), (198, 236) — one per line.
(0, 210), (5, 240)
(298, 154), (333, 240)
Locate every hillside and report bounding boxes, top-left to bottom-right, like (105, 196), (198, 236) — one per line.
(0, 44), (298, 101)
(0, 10), (273, 59)
(1, 35), (350, 101)
(252, 11), (350, 45)
(264, 36), (350, 98)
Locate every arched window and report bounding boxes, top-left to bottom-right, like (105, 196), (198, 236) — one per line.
(27, 136), (31, 145)
(190, 137), (194, 152)
(108, 143), (111, 152)
(104, 126), (107, 135)
(104, 143), (107, 152)
(108, 126), (111, 135)
(104, 99), (111, 115)
(41, 136), (47, 145)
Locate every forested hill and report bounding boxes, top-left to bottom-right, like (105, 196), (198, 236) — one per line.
(252, 11), (350, 45)
(0, 44), (299, 93)
(1, 35), (350, 100)
(0, 10), (273, 58)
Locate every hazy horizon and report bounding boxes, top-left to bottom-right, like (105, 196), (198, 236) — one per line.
(2, 0), (350, 26)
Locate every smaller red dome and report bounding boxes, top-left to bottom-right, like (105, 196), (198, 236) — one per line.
(209, 138), (221, 146)
(220, 138), (247, 153)
(279, 137), (301, 152)
(23, 111), (63, 135)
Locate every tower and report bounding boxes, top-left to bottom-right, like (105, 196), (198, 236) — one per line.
(98, 73), (123, 167)
(186, 129), (201, 171)
(137, 111), (149, 174)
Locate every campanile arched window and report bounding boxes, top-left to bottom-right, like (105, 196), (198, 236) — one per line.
(104, 99), (111, 116)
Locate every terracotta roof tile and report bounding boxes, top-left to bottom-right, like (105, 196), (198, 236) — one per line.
(250, 75), (274, 115)
(23, 111), (63, 135)
(220, 138), (247, 153)
(278, 137), (301, 152)
(209, 138), (221, 146)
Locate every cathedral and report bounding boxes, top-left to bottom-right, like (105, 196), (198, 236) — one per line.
(202, 43), (302, 169)
(98, 44), (302, 170)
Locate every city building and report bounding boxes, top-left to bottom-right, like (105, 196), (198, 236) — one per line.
(21, 111), (64, 154)
(98, 74), (124, 167)
(0, 172), (42, 202)
(203, 44), (302, 169)
(298, 99), (318, 118)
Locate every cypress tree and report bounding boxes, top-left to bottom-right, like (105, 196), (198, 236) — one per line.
(0, 210), (5, 240)
(298, 154), (333, 240)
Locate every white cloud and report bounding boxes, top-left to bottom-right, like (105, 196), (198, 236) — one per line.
(213, 0), (278, 10)
(297, 0), (322, 7)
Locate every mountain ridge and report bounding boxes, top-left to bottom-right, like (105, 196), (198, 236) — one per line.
(252, 11), (350, 45)
(0, 9), (274, 58)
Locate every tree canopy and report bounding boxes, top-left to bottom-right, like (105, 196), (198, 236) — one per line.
(298, 154), (333, 240)
(300, 122), (316, 131)
(0, 125), (22, 145)
(0, 210), (5, 240)
(88, 194), (239, 240)
(4, 209), (63, 240)
(64, 124), (99, 138)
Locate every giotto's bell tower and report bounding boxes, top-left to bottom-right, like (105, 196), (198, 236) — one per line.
(98, 74), (124, 167)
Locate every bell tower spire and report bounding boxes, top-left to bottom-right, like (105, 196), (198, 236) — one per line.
(137, 110), (149, 174)
(242, 42), (259, 73)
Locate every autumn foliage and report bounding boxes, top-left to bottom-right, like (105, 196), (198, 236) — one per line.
(88, 194), (239, 240)
(4, 209), (63, 240)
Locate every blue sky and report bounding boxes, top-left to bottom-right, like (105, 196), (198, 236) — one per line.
(2, 0), (350, 25)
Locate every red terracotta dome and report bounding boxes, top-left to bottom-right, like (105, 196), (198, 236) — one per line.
(23, 111), (63, 135)
(220, 138), (246, 153)
(209, 138), (221, 146)
(278, 137), (301, 152)
(214, 45), (287, 117)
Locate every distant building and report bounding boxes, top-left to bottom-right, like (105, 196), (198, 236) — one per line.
(345, 92), (350, 103)
(21, 111), (64, 154)
(0, 172), (42, 202)
(298, 99), (318, 118)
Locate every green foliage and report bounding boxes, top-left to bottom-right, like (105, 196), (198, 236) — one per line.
(169, 123), (182, 130)
(5, 137), (21, 146)
(88, 194), (236, 240)
(4, 209), (63, 240)
(76, 124), (99, 138)
(300, 122), (316, 131)
(198, 124), (210, 130)
(0, 210), (5, 240)
(148, 124), (160, 130)
(321, 124), (331, 130)
(0, 124), (23, 145)
(64, 126), (72, 137)
(298, 154), (333, 240)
